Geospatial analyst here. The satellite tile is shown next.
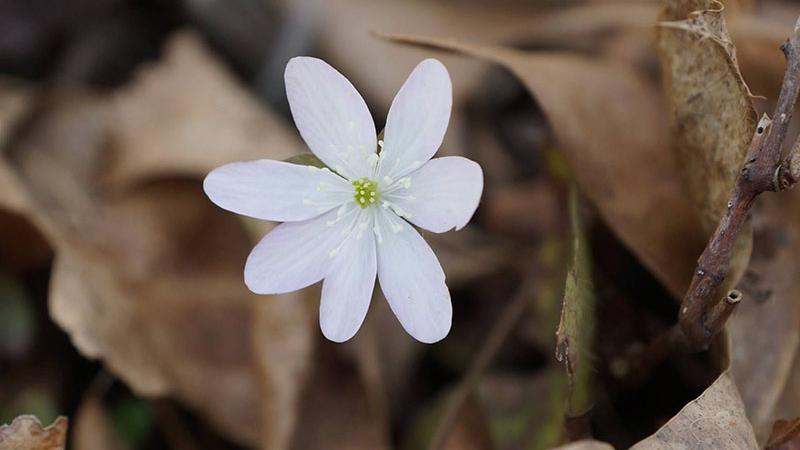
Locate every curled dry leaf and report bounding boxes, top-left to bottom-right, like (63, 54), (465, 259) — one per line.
(630, 373), (758, 449)
(0, 416), (68, 450)
(379, 32), (703, 298)
(657, 0), (756, 288)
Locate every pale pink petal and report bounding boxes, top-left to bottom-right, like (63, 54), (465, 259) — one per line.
(375, 208), (451, 343)
(285, 57), (376, 180)
(204, 160), (351, 222)
(378, 59), (452, 180)
(244, 205), (362, 294)
(319, 215), (377, 342)
(385, 156), (483, 233)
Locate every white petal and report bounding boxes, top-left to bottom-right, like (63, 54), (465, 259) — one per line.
(320, 215), (377, 342)
(204, 160), (351, 222)
(285, 57), (377, 180)
(385, 157), (483, 233)
(378, 59), (452, 180)
(245, 205), (361, 294)
(375, 208), (451, 343)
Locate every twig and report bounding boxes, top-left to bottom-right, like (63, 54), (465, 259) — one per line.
(679, 17), (800, 351)
(625, 18), (800, 385)
(426, 277), (536, 450)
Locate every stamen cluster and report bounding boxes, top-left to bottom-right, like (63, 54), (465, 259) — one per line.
(352, 178), (379, 207)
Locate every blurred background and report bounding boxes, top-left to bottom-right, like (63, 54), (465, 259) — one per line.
(1, 0), (800, 449)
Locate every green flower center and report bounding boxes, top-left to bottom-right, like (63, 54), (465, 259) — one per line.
(353, 178), (379, 208)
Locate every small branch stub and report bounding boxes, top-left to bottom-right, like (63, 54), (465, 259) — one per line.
(704, 290), (742, 335)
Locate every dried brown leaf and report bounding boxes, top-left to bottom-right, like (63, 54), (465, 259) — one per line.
(0, 416), (68, 450)
(729, 192), (800, 442)
(631, 338), (758, 450)
(657, 0), (756, 287)
(45, 181), (270, 446)
(3, 32), (318, 448)
(772, 354), (800, 431)
(314, 0), (553, 109)
(380, 33), (703, 298)
(766, 418), (800, 450)
(108, 31), (303, 188)
(656, 1), (800, 440)
(312, 0), (580, 166)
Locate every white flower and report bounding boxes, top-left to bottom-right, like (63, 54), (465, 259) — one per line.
(203, 57), (483, 343)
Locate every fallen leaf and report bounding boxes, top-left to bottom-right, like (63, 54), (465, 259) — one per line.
(46, 181), (268, 446)
(729, 192), (800, 442)
(3, 32), (316, 447)
(657, 0), (756, 288)
(631, 337), (758, 450)
(107, 30), (303, 188)
(380, 33), (703, 299)
(0, 416), (68, 450)
(766, 418), (800, 450)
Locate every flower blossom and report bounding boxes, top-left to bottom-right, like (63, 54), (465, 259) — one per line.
(204, 57), (483, 343)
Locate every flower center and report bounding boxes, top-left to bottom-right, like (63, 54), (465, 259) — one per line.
(352, 178), (379, 208)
